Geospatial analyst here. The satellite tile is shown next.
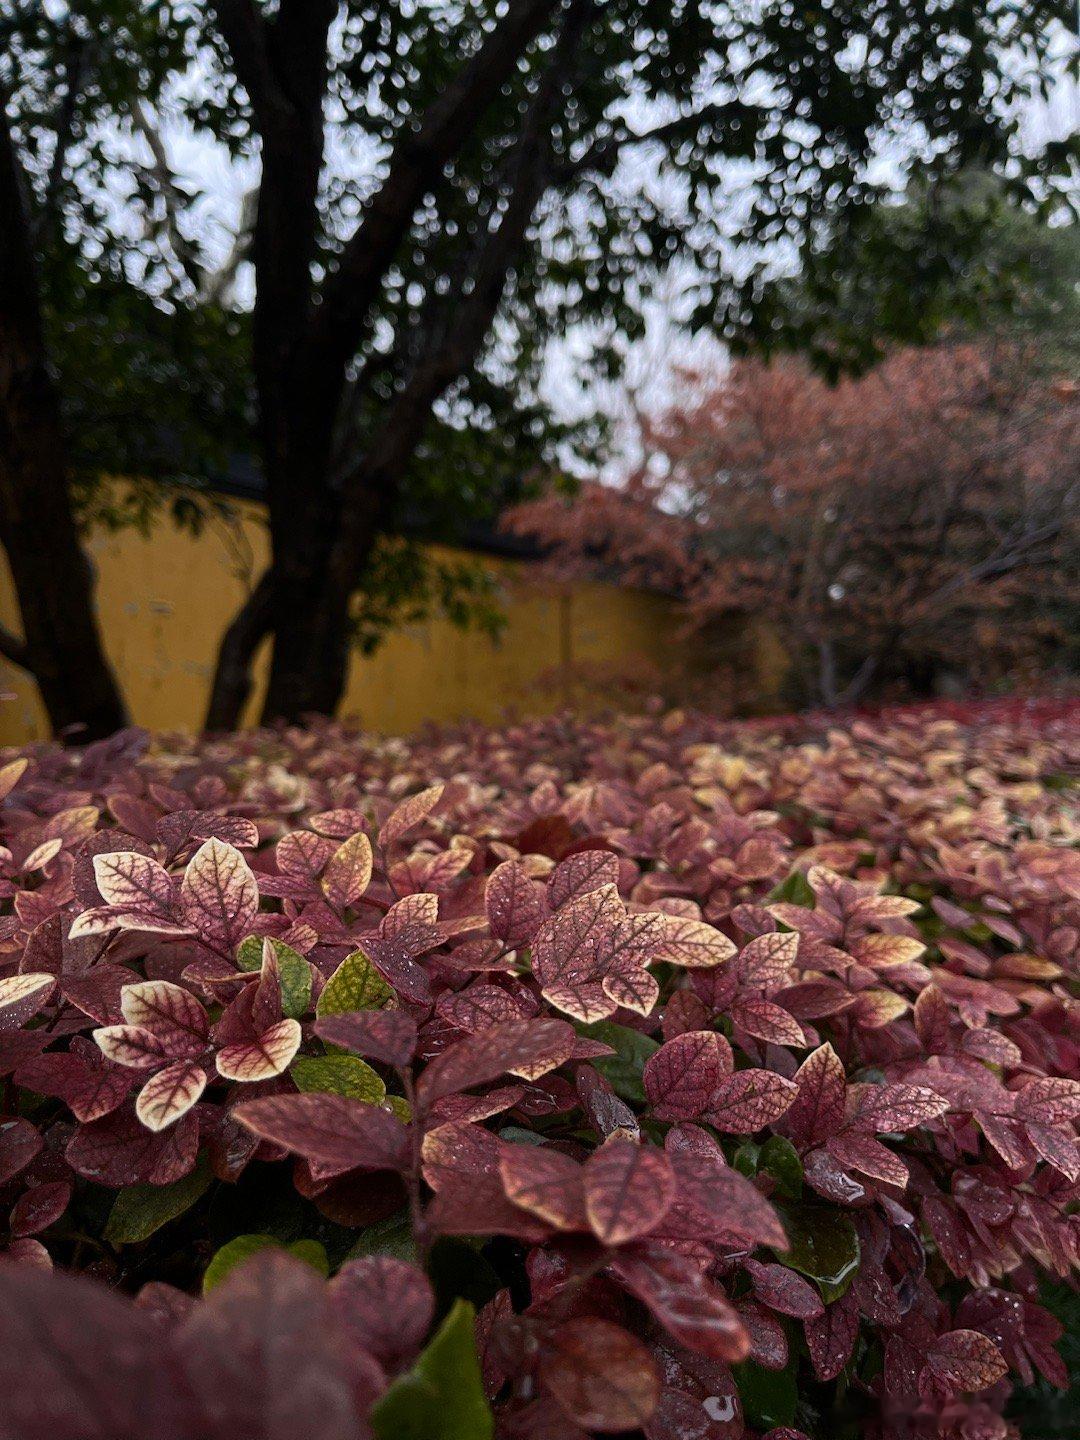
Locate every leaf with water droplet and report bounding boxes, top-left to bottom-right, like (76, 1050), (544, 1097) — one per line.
(774, 1205), (859, 1302)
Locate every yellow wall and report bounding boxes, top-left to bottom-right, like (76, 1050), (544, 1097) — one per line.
(1, 491), (783, 742)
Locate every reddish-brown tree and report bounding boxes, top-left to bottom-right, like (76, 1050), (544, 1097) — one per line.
(510, 342), (1080, 706)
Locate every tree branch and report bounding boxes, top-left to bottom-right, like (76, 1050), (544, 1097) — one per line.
(209, 0), (283, 132)
(307, 0), (562, 374)
(556, 99), (758, 184)
(32, 33), (91, 245)
(323, 7), (580, 599)
(200, 184), (258, 305)
(0, 622), (30, 670)
(131, 100), (204, 293)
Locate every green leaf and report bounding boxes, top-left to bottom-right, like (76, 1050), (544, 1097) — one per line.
(286, 1238), (329, 1276)
(291, 1053), (386, 1103)
(733, 1356), (798, 1430)
(371, 1299), (493, 1440)
(236, 934), (263, 971)
(768, 869), (815, 907)
(317, 949), (395, 1016)
(733, 1141), (761, 1178)
(346, 1210), (418, 1264)
(203, 1233), (329, 1293)
(237, 936), (312, 1018)
(386, 1094), (413, 1123)
(203, 1233), (279, 1293)
(104, 1153), (213, 1245)
(758, 1135), (803, 1200)
(776, 1204), (860, 1302)
(578, 1021), (659, 1103)
(276, 944), (314, 1020)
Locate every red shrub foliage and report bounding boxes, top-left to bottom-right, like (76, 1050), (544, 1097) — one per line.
(508, 343), (1080, 707)
(0, 701), (1077, 1438)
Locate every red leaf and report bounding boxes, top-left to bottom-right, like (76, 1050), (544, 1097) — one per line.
(215, 1018), (302, 1082)
(181, 837), (259, 954)
(0, 1117), (42, 1185)
(276, 830), (338, 883)
(92, 850), (175, 918)
(540, 1317), (660, 1432)
(0, 1263), (193, 1438)
(499, 1142), (587, 1230)
(804, 1290), (859, 1381)
(548, 850), (620, 910)
(364, 892), (440, 1002)
(913, 984), (951, 1052)
(67, 1108), (199, 1186)
(119, 979), (210, 1043)
(0, 973), (55, 1032)
(848, 1082), (948, 1133)
(1013, 1076), (1080, 1125)
(1023, 1122), (1080, 1181)
(135, 1060), (207, 1131)
(417, 1018), (576, 1106)
(437, 982), (531, 1033)
(826, 1133), (910, 1187)
(381, 784), (444, 848)
(61, 964), (135, 1024)
(321, 831), (373, 910)
(532, 884), (624, 1021)
(237, 1092), (409, 1173)
(730, 996), (805, 1047)
(601, 965), (659, 1017)
(665, 1125), (788, 1250)
(422, 1122), (550, 1242)
(95, 1024), (198, 1069)
(329, 1256), (434, 1371)
(649, 915), (736, 968)
(174, 1250), (372, 1439)
(783, 1043), (847, 1147)
(610, 1248), (749, 1361)
(737, 931), (799, 987)
(921, 1328), (1009, 1398)
(735, 1299), (790, 1369)
(16, 1040), (135, 1121)
(315, 1010), (418, 1068)
(430, 1086), (524, 1127)
(744, 1259), (824, 1320)
(644, 1030), (734, 1120)
(704, 1070), (797, 1134)
(486, 860), (547, 947)
(582, 1137), (675, 1245)
(9, 1180), (71, 1238)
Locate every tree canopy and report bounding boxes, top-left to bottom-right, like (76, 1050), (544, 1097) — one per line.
(1, 0), (1075, 731)
(510, 339), (1080, 706)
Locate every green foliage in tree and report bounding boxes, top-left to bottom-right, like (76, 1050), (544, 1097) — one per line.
(749, 169), (1080, 378)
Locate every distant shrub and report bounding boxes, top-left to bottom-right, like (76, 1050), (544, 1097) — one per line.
(0, 702), (1076, 1438)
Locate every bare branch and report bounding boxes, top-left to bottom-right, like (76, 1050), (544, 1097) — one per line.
(131, 100), (204, 292)
(308, 0), (562, 373)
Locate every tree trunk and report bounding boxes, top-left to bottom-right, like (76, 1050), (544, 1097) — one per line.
(260, 461), (385, 723)
(206, 0), (571, 730)
(0, 108), (127, 741)
(203, 570), (277, 730)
